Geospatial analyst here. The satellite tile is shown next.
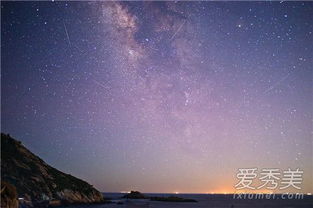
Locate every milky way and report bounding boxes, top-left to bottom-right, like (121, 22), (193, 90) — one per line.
(1, 1), (312, 193)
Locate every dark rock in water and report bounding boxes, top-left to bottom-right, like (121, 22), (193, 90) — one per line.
(122, 191), (197, 203)
(122, 191), (147, 199)
(150, 196), (197, 202)
(1, 181), (19, 208)
(1, 133), (104, 205)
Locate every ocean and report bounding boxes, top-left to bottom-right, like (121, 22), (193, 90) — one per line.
(57, 193), (313, 208)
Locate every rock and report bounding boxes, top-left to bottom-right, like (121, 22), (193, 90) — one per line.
(1, 133), (104, 205)
(122, 191), (147, 199)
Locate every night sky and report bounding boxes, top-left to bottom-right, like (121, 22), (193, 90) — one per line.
(1, 1), (312, 193)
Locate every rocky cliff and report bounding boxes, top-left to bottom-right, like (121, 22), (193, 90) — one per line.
(1, 133), (104, 205)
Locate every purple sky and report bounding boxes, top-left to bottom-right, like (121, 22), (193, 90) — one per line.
(2, 1), (312, 193)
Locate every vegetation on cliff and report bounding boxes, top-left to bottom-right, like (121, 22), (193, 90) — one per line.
(1, 133), (104, 204)
(1, 181), (19, 208)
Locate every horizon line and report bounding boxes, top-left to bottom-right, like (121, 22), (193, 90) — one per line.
(101, 191), (313, 195)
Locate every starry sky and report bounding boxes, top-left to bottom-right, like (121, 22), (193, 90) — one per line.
(1, 1), (312, 194)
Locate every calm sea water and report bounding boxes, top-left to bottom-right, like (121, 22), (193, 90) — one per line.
(58, 193), (313, 208)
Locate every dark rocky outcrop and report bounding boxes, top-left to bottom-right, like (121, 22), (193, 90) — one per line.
(122, 191), (147, 199)
(1, 133), (104, 205)
(122, 191), (197, 203)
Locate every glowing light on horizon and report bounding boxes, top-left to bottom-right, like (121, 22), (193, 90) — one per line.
(1, 1), (312, 194)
